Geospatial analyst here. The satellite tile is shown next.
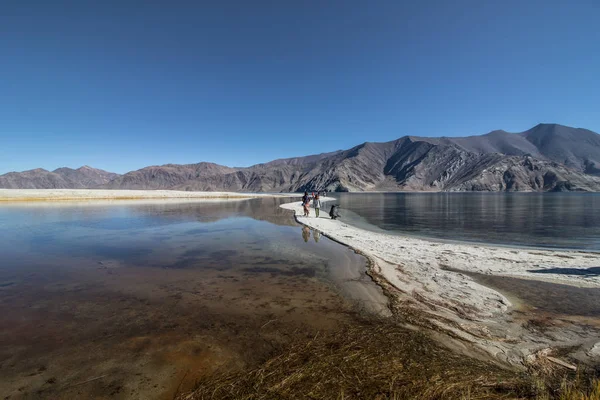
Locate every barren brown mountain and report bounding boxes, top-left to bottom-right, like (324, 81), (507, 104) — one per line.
(0, 166), (117, 189)
(3, 124), (600, 192)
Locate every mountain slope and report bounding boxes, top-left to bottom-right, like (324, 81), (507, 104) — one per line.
(2, 123), (600, 192)
(172, 131), (600, 193)
(0, 169), (74, 189)
(0, 166), (119, 189)
(53, 166), (119, 187)
(290, 137), (600, 193)
(438, 130), (543, 157)
(409, 124), (600, 176)
(520, 124), (600, 175)
(103, 162), (237, 190)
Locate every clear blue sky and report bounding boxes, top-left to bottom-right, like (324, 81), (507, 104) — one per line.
(1, 1), (599, 174)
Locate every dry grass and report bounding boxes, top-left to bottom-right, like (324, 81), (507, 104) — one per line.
(557, 378), (600, 400)
(532, 376), (600, 400)
(179, 319), (530, 400)
(177, 317), (600, 400)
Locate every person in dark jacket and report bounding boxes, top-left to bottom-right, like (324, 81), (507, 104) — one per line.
(302, 191), (310, 217)
(329, 204), (340, 220)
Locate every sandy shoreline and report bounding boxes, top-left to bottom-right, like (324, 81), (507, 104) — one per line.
(0, 189), (292, 202)
(281, 198), (600, 364)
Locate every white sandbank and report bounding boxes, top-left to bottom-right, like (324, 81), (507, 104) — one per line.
(0, 189), (291, 202)
(281, 199), (600, 362)
(283, 198), (600, 314)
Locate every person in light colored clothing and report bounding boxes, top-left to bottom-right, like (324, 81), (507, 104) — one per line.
(313, 194), (321, 218)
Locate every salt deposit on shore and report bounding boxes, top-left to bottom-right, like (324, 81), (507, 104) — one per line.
(0, 189), (290, 202)
(282, 199), (600, 363)
(283, 198), (600, 312)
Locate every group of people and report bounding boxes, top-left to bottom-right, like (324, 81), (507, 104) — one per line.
(301, 191), (321, 217)
(300, 190), (340, 220)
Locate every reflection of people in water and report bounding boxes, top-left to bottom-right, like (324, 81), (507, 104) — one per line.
(313, 229), (321, 243)
(301, 226), (311, 242)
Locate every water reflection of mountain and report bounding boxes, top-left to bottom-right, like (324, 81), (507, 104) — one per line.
(0, 198), (301, 233)
(333, 193), (600, 250)
(126, 197), (300, 227)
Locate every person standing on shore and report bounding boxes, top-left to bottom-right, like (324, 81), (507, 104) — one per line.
(302, 191), (310, 217)
(313, 194), (321, 218)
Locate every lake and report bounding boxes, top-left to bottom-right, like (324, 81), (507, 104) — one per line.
(0, 198), (387, 399)
(327, 193), (600, 250)
(3, 193), (599, 399)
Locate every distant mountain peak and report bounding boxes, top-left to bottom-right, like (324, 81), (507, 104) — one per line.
(2, 123), (599, 192)
(484, 129), (510, 136)
(533, 122), (560, 128)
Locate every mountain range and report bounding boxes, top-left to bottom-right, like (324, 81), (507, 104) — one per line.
(0, 165), (118, 189)
(3, 124), (600, 192)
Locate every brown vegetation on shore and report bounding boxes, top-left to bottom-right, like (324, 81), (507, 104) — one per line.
(178, 317), (599, 400)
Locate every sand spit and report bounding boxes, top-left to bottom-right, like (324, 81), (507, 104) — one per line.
(0, 189), (291, 202)
(281, 199), (600, 365)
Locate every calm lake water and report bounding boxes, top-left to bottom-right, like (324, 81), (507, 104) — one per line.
(327, 193), (600, 250)
(0, 198), (386, 399)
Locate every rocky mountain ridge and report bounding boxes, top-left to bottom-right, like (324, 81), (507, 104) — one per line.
(0, 166), (118, 189)
(2, 124), (600, 192)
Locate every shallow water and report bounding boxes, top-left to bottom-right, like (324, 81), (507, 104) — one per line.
(0, 198), (387, 399)
(454, 269), (600, 318)
(327, 192), (600, 250)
